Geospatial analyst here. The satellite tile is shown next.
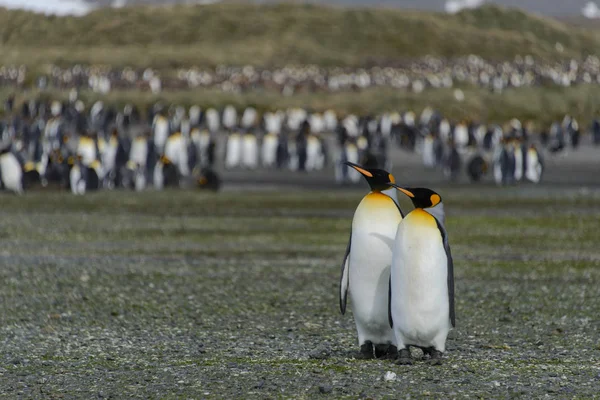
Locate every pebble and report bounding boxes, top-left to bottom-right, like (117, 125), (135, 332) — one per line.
(319, 385), (333, 394)
(383, 371), (397, 382)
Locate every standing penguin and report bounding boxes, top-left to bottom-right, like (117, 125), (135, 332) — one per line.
(340, 162), (405, 359)
(387, 185), (455, 365)
(0, 147), (24, 195)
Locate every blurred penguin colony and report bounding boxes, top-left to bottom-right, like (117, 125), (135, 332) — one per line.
(7, 55), (600, 94)
(0, 92), (596, 195)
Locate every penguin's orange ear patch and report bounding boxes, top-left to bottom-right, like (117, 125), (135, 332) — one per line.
(388, 174), (395, 184)
(430, 194), (441, 206)
(351, 166), (373, 178)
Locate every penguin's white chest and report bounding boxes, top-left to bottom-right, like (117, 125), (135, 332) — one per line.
(225, 135), (242, 168)
(349, 193), (402, 344)
(391, 209), (450, 350)
(0, 153), (23, 194)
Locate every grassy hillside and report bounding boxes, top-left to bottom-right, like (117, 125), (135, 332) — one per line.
(0, 3), (598, 70)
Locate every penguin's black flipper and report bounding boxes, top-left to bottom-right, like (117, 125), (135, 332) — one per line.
(339, 230), (352, 315)
(388, 276), (393, 328)
(435, 218), (455, 328)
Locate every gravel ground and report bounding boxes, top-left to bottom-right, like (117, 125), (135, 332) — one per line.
(1, 151), (600, 398)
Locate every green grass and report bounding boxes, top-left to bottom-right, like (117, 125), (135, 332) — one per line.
(0, 2), (598, 73)
(0, 187), (599, 397)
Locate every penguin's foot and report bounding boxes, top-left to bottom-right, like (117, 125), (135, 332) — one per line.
(355, 341), (374, 359)
(395, 349), (412, 365)
(426, 350), (443, 366)
(374, 344), (398, 360)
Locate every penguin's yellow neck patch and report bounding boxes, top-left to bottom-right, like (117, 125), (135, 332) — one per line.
(409, 208), (438, 228)
(364, 191), (394, 205)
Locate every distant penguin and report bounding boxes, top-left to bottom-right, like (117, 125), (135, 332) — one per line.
(241, 131), (259, 169)
(222, 105), (237, 131)
(206, 108), (221, 133)
(121, 160), (146, 192)
(513, 140), (524, 182)
(0, 148), (23, 194)
(22, 161), (42, 190)
(153, 155), (179, 190)
(196, 167), (221, 192)
(152, 113), (170, 154)
(422, 133), (436, 168)
(442, 143), (461, 181)
(261, 131), (279, 168)
(453, 122), (469, 151)
(164, 132), (190, 177)
(525, 144), (543, 183)
(77, 134), (97, 167)
(388, 186), (455, 365)
(191, 128), (213, 168)
(495, 139), (516, 186)
(69, 156), (87, 195)
(340, 162), (405, 359)
(225, 132), (242, 169)
(305, 134), (324, 171)
(466, 153), (488, 182)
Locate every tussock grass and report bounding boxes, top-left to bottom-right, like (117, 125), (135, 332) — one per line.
(0, 3), (598, 71)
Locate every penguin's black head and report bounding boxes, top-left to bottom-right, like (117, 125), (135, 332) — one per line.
(344, 161), (395, 192)
(388, 184), (442, 209)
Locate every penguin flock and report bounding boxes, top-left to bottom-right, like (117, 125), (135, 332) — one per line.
(340, 161), (454, 365)
(0, 97), (224, 195)
(0, 91), (598, 194)
(407, 112), (549, 185)
(16, 55), (600, 95)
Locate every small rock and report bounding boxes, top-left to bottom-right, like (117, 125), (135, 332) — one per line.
(319, 385), (333, 394)
(383, 371), (397, 382)
(254, 380), (265, 389)
(309, 347), (331, 360)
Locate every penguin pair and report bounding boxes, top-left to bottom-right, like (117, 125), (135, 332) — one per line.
(340, 162), (455, 365)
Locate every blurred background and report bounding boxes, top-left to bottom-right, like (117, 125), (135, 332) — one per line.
(0, 0), (599, 193)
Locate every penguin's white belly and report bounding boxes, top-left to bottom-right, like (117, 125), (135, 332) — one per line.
(514, 149), (523, 181)
(70, 166), (85, 195)
(391, 212), (450, 350)
(165, 137), (189, 176)
(305, 139), (322, 171)
(78, 144), (96, 167)
(422, 139), (435, 168)
(153, 122), (169, 151)
(242, 137), (258, 168)
(525, 152), (541, 183)
(225, 136), (242, 168)
(349, 193), (402, 345)
(153, 162), (164, 189)
(130, 141), (148, 167)
(0, 153), (23, 194)
(261, 135), (278, 167)
(102, 145), (118, 172)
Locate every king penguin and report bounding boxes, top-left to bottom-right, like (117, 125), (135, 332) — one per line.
(340, 161), (405, 359)
(387, 185), (455, 365)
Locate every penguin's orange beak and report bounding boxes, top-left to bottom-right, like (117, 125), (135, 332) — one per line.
(388, 182), (414, 198)
(343, 161), (373, 178)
